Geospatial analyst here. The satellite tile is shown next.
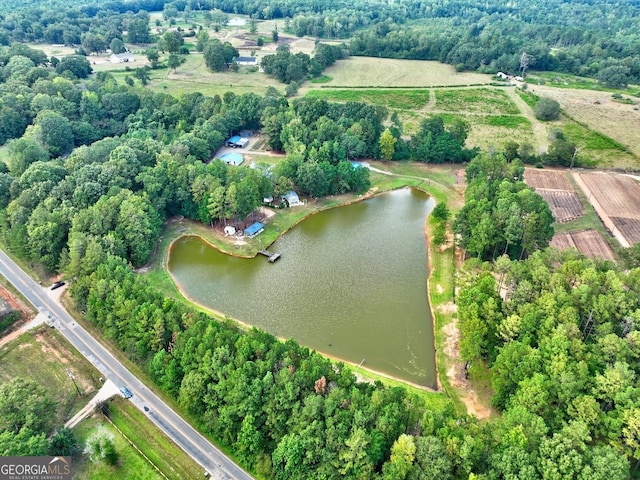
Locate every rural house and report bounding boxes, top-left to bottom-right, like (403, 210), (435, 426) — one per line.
(110, 52), (135, 63)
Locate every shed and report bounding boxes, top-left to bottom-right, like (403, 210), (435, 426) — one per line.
(235, 138), (249, 148)
(219, 152), (244, 166)
(235, 56), (257, 66)
(226, 135), (242, 147)
(225, 136), (249, 148)
(282, 191), (303, 207)
(244, 222), (264, 238)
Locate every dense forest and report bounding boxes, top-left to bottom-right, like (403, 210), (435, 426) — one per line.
(1, 0), (640, 477)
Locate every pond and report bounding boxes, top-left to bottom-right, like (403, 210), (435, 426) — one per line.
(168, 188), (437, 387)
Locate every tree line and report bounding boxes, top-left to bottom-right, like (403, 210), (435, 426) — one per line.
(2, 0), (639, 86)
(455, 247), (639, 478)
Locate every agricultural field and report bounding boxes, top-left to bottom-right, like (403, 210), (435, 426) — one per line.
(550, 230), (615, 261)
(574, 172), (640, 247)
(524, 168), (584, 223)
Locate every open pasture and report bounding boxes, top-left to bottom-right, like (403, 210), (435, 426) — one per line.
(551, 230), (615, 261)
(574, 172), (640, 247)
(433, 88), (520, 115)
(531, 84), (640, 161)
(309, 57), (492, 88)
(148, 53), (285, 96)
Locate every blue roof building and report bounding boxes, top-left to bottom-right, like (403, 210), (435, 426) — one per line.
(244, 222), (264, 238)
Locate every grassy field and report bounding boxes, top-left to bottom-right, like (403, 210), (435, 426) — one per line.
(303, 57), (492, 89)
(433, 88), (521, 115)
(305, 88), (431, 109)
(143, 53), (286, 97)
(0, 327), (100, 425)
(529, 84), (640, 164)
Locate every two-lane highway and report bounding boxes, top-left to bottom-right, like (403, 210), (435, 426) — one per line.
(0, 248), (252, 480)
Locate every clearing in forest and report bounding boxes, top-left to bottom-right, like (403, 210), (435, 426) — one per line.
(432, 88), (521, 115)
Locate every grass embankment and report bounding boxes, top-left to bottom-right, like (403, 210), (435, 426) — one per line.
(74, 413), (162, 480)
(104, 397), (204, 479)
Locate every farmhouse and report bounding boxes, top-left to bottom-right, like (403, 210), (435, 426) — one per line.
(244, 222), (264, 238)
(225, 135), (250, 148)
(110, 52), (135, 63)
(282, 191), (303, 207)
(235, 56), (257, 66)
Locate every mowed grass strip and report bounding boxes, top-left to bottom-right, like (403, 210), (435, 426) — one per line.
(106, 397), (204, 480)
(73, 414), (163, 480)
(434, 88), (521, 115)
(306, 88), (431, 109)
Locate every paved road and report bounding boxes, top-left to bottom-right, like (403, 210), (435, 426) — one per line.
(0, 248), (252, 480)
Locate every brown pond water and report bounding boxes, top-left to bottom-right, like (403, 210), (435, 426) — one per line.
(168, 188), (437, 387)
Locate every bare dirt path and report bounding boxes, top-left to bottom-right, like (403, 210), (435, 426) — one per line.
(505, 87), (549, 153)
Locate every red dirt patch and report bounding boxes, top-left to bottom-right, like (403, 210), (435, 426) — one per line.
(0, 285), (33, 324)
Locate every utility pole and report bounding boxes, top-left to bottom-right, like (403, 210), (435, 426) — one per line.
(66, 368), (81, 396)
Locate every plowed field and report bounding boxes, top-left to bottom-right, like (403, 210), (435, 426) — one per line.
(574, 172), (640, 247)
(536, 190), (584, 223)
(524, 168), (583, 223)
(551, 230), (615, 261)
(524, 168), (576, 192)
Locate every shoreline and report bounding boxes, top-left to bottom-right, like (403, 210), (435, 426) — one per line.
(167, 240), (438, 392)
(163, 186), (441, 393)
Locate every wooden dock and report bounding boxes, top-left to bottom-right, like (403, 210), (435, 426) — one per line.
(258, 250), (281, 263)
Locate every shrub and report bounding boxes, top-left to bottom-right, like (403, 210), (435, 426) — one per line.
(534, 97), (560, 121)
